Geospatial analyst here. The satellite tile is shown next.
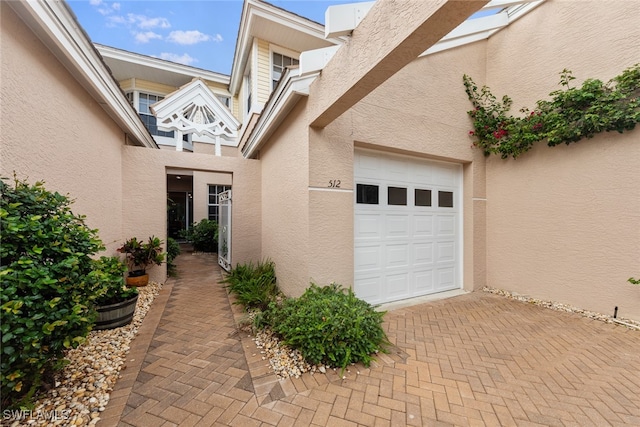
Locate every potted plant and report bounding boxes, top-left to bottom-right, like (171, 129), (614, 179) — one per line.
(89, 256), (139, 330)
(117, 236), (165, 287)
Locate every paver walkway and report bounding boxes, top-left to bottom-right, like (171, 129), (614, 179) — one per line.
(100, 252), (640, 426)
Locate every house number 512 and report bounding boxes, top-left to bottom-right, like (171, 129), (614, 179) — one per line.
(328, 180), (341, 188)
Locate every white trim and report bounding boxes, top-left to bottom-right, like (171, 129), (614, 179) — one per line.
(9, 1), (157, 148)
(242, 69), (319, 158)
(308, 187), (353, 193)
(324, 1), (375, 38)
(229, 0), (343, 95)
(300, 46), (340, 76)
(96, 44), (229, 85)
(269, 44), (300, 90)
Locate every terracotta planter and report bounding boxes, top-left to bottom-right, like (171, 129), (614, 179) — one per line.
(126, 273), (149, 287)
(95, 294), (138, 330)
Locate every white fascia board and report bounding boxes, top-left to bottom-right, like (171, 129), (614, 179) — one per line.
(483, 0), (535, 10)
(242, 69), (319, 158)
(96, 44), (230, 85)
(9, 1), (157, 148)
(299, 46), (341, 76)
(324, 1), (375, 38)
(419, 12), (508, 57)
(230, 0), (343, 95)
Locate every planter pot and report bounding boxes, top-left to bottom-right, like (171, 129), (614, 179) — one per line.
(95, 294), (139, 330)
(126, 273), (149, 287)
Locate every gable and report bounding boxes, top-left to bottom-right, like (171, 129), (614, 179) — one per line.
(151, 79), (240, 142)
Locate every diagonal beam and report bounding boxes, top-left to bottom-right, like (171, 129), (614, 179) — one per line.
(309, 0), (489, 128)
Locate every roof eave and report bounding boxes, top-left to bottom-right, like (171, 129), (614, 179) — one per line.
(242, 69), (319, 158)
(9, 0), (157, 149)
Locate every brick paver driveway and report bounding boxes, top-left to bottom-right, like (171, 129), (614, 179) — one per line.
(100, 253), (640, 426)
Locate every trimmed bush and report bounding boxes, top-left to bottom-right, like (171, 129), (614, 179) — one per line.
(1, 177), (104, 408)
(267, 284), (389, 370)
(181, 219), (218, 252)
(222, 260), (278, 311)
(166, 237), (181, 277)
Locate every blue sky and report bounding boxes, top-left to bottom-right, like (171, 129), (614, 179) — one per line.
(68, 0), (362, 75)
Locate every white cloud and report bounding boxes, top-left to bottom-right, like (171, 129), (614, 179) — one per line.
(134, 31), (163, 44)
(156, 52), (197, 66)
(89, 0), (102, 5)
(129, 14), (171, 29)
(166, 30), (212, 45)
(213, 34), (223, 43)
(112, 3), (121, 11)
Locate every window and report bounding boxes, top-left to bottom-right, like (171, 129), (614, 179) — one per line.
(215, 94), (230, 108)
(438, 191), (454, 208)
(272, 52), (299, 90)
(415, 189), (432, 206)
(388, 187), (407, 206)
(134, 92), (174, 138)
(208, 185), (231, 222)
(356, 184), (379, 204)
(246, 71), (252, 114)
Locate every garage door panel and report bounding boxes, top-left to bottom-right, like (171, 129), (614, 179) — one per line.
(354, 276), (383, 304)
(436, 241), (455, 263)
(386, 159), (409, 182)
(413, 214), (434, 237)
(355, 153), (381, 179)
(355, 214), (382, 240)
(355, 245), (381, 272)
(435, 267), (455, 290)
(386, 273), (409, 299)
(386, 244), (409, 268)
(414, 269), (434, 293)
(413, 242), (434, 265)
(385, 215), (409, 238)
(436, 215), (455, 236)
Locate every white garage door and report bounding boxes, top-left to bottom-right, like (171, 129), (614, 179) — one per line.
(354, 150), (462, 305)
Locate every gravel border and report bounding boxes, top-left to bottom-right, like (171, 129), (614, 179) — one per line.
(2, 282), (162, 427)
(483, 286), (640, 330)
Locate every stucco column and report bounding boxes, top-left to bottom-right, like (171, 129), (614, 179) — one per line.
(463, 150), (487, 291)
(306, 115), (355, 287)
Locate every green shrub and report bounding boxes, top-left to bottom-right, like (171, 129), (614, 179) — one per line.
(267, 284), (389, 371)
(181, 219), (218, 252)
(89, 257), (138, 306)
(222, 260), (278, 311)
(166, 237), (181, 276)
(1, 177), (104, 408)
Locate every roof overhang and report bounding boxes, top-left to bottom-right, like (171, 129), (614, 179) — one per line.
(241, 68), (319, 158)
(229, 0), (343, 96)
(8, 1), (157, 148)
(97, 44), (230, 89)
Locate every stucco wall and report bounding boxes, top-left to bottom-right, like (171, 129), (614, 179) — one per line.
(122, 147), (261, 283)
(304, 42), (489, 293)
(259, 101), (310, 296)
(483, 0), (640, 320)
(0, 3), (125, 255)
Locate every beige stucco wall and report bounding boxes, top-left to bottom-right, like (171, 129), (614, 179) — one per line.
(258, 101), (311, 296)
(122, 147), (262, 283)
(0, 3), (125, 255)
(483, 0), (640, 320)
(302, 42), (489, 294)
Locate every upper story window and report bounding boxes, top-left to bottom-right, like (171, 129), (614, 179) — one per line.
(127, 91), (175, 138)
(245, 70), (252, 114)
(215, 94), (231, 108)
(272, 52), (299, 90)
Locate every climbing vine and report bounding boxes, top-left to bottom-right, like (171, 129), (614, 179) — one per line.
(463, 64), (640, 159)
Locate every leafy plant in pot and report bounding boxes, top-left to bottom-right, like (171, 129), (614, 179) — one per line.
(89, 256), (139, 330)
(117, 236), (165, 287)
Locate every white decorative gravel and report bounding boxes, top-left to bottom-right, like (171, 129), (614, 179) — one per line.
(2, 282), (162, 427)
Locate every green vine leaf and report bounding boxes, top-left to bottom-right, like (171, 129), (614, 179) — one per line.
(463, 64), (640, 158)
